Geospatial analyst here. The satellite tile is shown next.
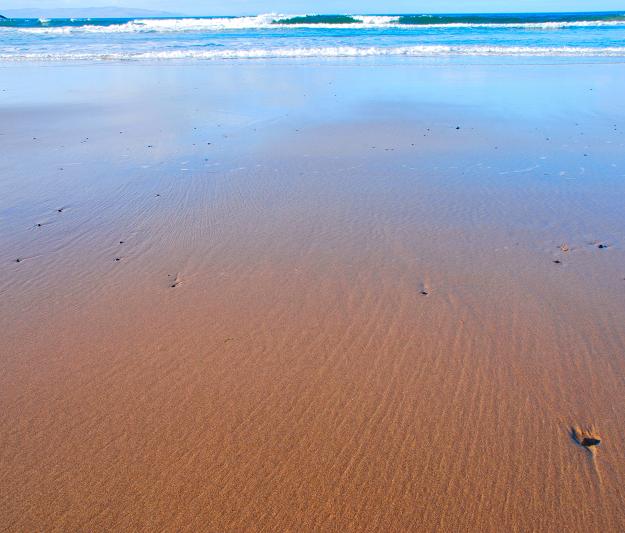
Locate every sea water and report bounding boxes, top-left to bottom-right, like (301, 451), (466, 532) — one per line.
(1, 12), (625, 61)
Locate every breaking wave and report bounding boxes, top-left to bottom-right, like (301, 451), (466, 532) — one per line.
(2, 13), (625, 34)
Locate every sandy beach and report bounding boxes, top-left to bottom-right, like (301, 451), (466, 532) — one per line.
(1, 59), (625, 531)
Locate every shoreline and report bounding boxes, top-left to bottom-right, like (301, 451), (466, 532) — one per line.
(3, 54), (625, 66)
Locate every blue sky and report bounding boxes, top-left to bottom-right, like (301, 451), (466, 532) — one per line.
(3, 1), (625, 15)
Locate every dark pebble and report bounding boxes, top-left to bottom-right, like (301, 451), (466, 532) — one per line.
(581, 437), (601, 447)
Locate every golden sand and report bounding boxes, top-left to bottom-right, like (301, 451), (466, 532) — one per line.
(1, 62), (625, 531)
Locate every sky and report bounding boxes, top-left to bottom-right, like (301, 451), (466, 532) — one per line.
(3, 1), (625, 16)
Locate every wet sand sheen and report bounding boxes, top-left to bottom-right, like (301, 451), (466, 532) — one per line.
(1, 61), (625, 531)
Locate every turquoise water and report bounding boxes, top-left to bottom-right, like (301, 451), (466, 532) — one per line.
(1, 12), (625, 61)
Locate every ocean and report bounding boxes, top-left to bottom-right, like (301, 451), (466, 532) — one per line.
(1, 12), (625, 61)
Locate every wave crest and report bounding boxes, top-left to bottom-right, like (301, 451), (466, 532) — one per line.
(3, 13), (625, 34)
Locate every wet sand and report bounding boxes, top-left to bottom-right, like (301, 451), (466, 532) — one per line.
(1, 60), (625, 531)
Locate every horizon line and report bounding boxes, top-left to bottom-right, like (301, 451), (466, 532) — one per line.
(2, 8), (625, 17)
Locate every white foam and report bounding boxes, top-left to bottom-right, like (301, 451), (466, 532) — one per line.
(352, 16), (399, 26)
(2, 44), (625, 61)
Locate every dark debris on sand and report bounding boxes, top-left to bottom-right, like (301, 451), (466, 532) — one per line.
(572, 426), (601, 450)
(581, 437), (601, 447)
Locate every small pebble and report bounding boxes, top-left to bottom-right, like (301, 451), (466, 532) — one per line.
(572, 426), (601, 449)
(581, 437), (601, 447)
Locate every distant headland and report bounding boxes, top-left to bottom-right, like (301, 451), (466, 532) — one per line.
(0, 6), (181, 18)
